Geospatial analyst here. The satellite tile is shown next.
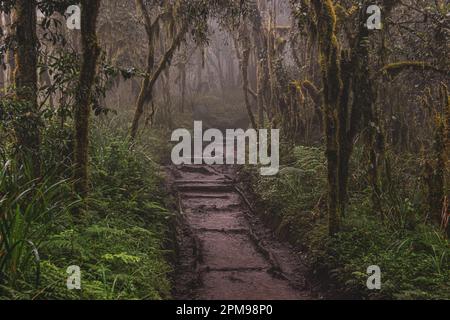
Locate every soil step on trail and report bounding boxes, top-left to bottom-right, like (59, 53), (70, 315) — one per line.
(169, 164), (315, 300)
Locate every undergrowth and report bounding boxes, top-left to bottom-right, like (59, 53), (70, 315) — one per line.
(242, 145), (450, 299)
(0, 116), (174, 300)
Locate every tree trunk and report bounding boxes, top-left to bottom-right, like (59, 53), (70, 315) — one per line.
(131, 0), (156, 138)
(237, 21), (258, 129)
(312, 0), (342, 235)
(2, 13), (14, 91)
(131, 42), (155, 139)
(196, 49), (204, 92)
(351, 4), (384, 216)
(337, 6), (368, 218)
(13, 0), (41, 176)
(267, 12), (276, 123)
(130, 22), (187, 139)
(425, 84), (449, 226)
(180, 64), (187, 113)
(74, 0), (101, 197)
(256, 62), (265, 125)
(247, 0), (269, 126)
(179, 46), (187, 113)
(212, 47), (226, 96)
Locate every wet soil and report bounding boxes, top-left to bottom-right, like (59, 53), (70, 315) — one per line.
(168, 163), (319, 300)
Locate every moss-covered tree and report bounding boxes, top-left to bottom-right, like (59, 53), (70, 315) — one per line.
(74, 0), (102, 197)
(311, 0), (342, 235)
(130, 0), (187, 139)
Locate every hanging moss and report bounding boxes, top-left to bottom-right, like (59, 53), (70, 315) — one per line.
(334, 4), (346, 23)
(301, 80), (322, 104)
(380, 61), (447, 78)
(333, 3), (358, 24)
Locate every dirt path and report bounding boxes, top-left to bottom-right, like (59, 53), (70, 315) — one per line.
(169, 163), (316, 300)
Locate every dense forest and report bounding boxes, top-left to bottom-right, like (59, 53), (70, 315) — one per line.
(0, 0), (448, 300)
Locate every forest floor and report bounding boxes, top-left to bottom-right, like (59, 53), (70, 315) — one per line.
(167, 163), (321, 300)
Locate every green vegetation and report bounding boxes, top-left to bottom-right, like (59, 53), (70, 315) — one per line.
(243, 146), (450, 299)
(1, 0), (448, 301)
(0, 116), (174, 300)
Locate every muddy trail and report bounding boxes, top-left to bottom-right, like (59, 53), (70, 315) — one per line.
(168, 163), (320, 300)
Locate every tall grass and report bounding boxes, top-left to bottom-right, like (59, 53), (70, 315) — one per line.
(0, 155), (77, 288)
